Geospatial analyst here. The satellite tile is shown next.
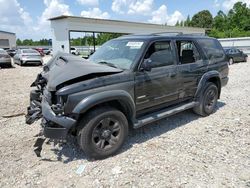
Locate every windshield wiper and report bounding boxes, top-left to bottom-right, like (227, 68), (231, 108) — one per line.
(97, 61), (118, 68)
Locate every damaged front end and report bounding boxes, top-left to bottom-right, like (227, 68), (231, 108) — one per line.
(25, 72), (76, 157)
(26, 74), (76, 139)
(26, 73), (46, 125)
(25, 53), (123, 157)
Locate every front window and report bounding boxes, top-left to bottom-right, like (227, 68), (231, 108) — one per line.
(89, 39), (145, 70)
(144, 41), (175, 68)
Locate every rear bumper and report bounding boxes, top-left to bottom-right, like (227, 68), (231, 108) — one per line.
(0, 58), (11, 64)
(22, 60), (43, 64)
(221, 77), (229, 87)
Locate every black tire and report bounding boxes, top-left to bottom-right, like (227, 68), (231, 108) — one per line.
(77, 107), (128, 159)
(193, 82), (218, 116)
(229, 58), (234, 65)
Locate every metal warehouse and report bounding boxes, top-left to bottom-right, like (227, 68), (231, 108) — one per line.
(0, 30), (16, 49)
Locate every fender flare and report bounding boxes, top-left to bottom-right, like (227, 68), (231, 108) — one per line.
(195, 70), (221, 99)
(72, 90), (136, 119)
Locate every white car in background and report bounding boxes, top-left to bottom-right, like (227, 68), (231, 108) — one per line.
(70, 47), (80, 55)
(14, 49), (43, 66)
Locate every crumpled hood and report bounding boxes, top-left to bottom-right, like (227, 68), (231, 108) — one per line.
(45, 58), (122, 91)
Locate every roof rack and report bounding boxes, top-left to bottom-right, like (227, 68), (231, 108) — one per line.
(151, 32), (183, 36)
(180, 33), (206, 36)
(151, 32), (206, 36)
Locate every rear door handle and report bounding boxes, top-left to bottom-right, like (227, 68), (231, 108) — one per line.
(170, 73), (177, 78)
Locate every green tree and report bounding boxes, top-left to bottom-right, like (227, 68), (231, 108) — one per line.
(228, 2), (250, 31)
(184, 15), (191, 27)
(190, 10), (213, 28)
(180, 20), (184, 27)
(175, 21), (180, 26)
(213, 10), (228, 31)
(16, 38), (22, 45)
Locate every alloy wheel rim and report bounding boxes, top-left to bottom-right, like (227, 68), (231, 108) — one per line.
(92, 117), (121, 150)
(205, 89), (217, 111)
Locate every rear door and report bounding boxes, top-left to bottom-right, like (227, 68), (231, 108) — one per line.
(135, 40), (179, 112)
(175, 40), (208, 100)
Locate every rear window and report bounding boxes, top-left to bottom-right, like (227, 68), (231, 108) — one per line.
(22, 49), (39, 54)
(198, 39), (225, 62)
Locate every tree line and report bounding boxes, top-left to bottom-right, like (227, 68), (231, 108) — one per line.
(16, 1), (249, 46)
(175, 2), (250, 38)
(16, 33), (123, 46)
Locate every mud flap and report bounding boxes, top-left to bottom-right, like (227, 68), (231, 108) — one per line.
(33, 137), (46, 157)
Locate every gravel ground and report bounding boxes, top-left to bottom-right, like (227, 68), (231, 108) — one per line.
(0, 57), (250, 188)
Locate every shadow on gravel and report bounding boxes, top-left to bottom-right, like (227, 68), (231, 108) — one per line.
(49, 101), (226, 163)
(0, 65), (15, 69)
(41, 137), (87, 163)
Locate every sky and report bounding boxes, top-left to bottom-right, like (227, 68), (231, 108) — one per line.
(0, 0), (249, 40)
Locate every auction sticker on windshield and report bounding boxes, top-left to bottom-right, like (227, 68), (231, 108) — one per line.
(126, 41), (144, 49)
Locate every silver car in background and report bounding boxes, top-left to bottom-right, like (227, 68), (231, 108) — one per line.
(14, 49), (43, 66)
(0, 48), (12, 68)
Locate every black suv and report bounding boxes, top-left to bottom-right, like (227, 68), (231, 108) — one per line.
(26, 34), (229, 159)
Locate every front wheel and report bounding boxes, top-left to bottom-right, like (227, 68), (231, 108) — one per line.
(77, 107), (128, 159)
(193, 82), (218, 116)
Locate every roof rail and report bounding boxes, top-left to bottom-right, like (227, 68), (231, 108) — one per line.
(180, 33), (206, 36)
(151, 32), (183, 36)
(151, 32), (206, 36)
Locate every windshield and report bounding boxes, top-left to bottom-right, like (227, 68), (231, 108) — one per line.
(89, 39), (145, 70)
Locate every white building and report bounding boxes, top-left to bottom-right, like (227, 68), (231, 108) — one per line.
(49, 15), (205, 54)
(0, 30), (16, 49)
(219, 37), (250, 54)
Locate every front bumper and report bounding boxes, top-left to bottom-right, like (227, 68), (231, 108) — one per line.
(26, 90), (76, 140)
(41, 97), (76, 139)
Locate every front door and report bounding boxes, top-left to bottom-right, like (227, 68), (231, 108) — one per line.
(135, 40), (179, 112)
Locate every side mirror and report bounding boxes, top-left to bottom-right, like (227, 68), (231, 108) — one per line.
(140, 59), (152, 72)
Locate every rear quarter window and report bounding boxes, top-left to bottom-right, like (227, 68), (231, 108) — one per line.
(198, 39), (225, 63)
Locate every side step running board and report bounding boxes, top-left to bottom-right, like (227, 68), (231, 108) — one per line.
(133, 101), (198, 129)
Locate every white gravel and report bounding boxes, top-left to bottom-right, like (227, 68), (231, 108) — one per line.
(0, 57), (249, 187)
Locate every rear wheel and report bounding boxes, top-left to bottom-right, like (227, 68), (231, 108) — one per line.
(193, 82), (218, 116)
(77, 107), (128, 159)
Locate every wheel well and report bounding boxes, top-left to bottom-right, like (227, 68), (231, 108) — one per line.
(207, 77), (221, 98)
(78, 100), (133, 126)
